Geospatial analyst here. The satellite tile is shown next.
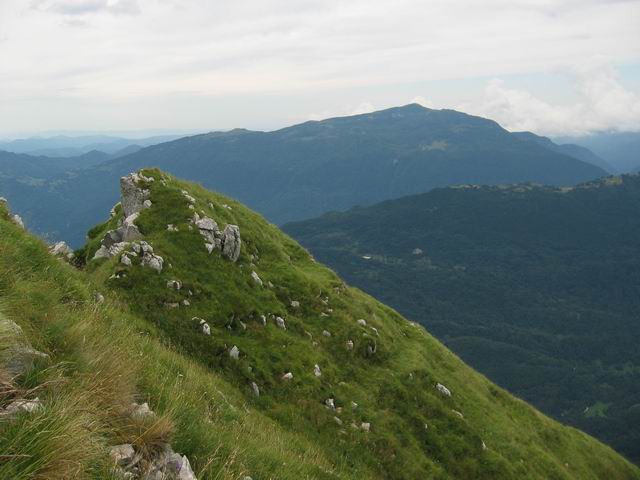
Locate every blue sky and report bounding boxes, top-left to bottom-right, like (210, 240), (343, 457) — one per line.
(1, 0), (639, 137)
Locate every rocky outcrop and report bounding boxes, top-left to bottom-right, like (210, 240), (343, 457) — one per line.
(221, 225), (241, 262)
(93, 173), (154, 260)
(1, 317), (49, 378)
(121, 172), (153, 218)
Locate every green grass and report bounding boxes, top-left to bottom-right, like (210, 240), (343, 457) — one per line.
(1, 170), (639, 479)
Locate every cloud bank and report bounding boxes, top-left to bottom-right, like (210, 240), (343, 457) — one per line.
(0, 0), (638, 134)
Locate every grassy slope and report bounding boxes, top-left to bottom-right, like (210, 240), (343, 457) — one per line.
(59, 168), (638, 479)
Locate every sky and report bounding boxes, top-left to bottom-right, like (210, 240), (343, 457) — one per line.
(1, 0), (639, 137)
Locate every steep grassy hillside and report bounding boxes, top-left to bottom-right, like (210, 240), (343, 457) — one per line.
(6, 168), (624, 479)
(284, 174), (640, 463)
(1, 104), (606, 247)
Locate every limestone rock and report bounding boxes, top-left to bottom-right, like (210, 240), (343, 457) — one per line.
(49, 241), (74, 259)
(314, 364), (322, 377)
(229, 346), (240, 359)
(275, 316), (286, 330)
(251, 382), (260, 397)
(221, 225), (241, 262)
(281, 372), (293, 380)
(357, 319), (367, 327)
(322, 330), (331, 337)
(110, 444), (137, 468)
(130, 402), (155, 420)
(120, 172), (152, 218)
(290, 300), (300, 308)
(11, 214), (25, 229)
(346, 340), (354, 350)
(167, 280), (182, 290)
(2, 397), (43, 417)
(361, 422), (371, 432)
(325, 398), (335, 409)
(251, 271), (263, 286)
(436, 383), (451, 397)
(197, 319), (211, 336)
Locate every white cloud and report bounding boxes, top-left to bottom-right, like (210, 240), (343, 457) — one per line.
(464, 64), (640, 135)
(0, 0), (639, 133)
(31, 0), (140, 16)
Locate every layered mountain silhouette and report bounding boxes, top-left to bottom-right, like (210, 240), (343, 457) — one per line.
(2, 104), (606, 246)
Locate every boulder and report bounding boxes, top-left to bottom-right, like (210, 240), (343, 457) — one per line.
(436, 383), (451, 397)
(325, 398), (335, 410)
(357, 319), (367, 327)
(229, 346), (240, 359)
(198, 319), (211, 336)
(221, 225), (241, 262)
(275, 316), (286, 330)
(251, 271), (263, 286)
(251, 382), (260, 397)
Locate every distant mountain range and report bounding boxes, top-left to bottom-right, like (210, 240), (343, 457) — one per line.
(284, 174), (640, 463)
(513, 131), (615, 173)
(0, 134), (182, 158)
(0, 104), (607, 246)
(554, 131), (640, 173)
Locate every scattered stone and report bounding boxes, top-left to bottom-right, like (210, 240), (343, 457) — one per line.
(251, 271), (263, 286)
(357, 319), (367, 327)
(251, 382), (260, 397)
(96, 293), (105, 303)
(351, 401), (358, 408)
(167, 224), (178, 232)
(182, 299), (190, 306)
(121, 255), (132, 266)
(229, 346), (240, 360)
(367, 342), (377, 355)
(346, 340), (354, 350)
(370, 326), (379, 336)
(314, 364), (322, 377)
(334, 416), (343, 426)
(361, 422), (371, 432)
(290, 300), (300, 308)
(143, 199), (152, 209)
(452, 409), (464, 419)
(322, 330), (331, 337)
(325, 398), (335, 410)
(436, 383), (451, 397)
(281, 372), (293, 380)
(167, 280), (182, 290)
(275, 316), (286, 330)
(260, 315), (267, 326)
(482, 440), (487, 451)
